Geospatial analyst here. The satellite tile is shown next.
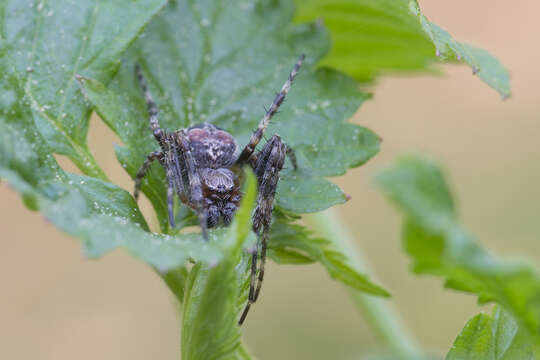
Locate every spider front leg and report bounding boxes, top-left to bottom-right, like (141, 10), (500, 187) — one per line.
(239, 135), (286, 325)
(237, 55), (304, 164)
(172, 131), (209, 240)
(135, 65), (177, 229)
(134, 151), (163, 201)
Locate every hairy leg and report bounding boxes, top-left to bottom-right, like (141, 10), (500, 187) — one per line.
(174, 131), (208, 240)
(134, 151), (163, 201)
(237, 55), (304, 164)
(285, 144), (297, 170)
(239, 135), (286, 325)
(135, 64), (165, 143)
(166, 167), (175, 229)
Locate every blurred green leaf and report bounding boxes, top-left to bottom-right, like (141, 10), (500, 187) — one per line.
(294, 0), (510, 98)
(447, 306), (535, 360)
(181, 170), (256, 360)
(269, 220), (390, 297)
(375, 155), (540, 356)
(1, 0), (167, 177)
(78, 0), (379, 220)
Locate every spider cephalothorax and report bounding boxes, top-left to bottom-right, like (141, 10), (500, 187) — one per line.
(133, 55), (304, 325)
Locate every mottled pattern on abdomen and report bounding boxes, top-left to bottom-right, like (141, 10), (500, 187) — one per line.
(185, 123), (237, 168)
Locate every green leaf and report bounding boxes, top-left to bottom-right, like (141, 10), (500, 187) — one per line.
(414, 6), (511, 99)
(0, 66), (224, 273)
(181, 170), (257, 360)
(447, 306), (535, 360)
(375, 155), (540, 356)
(269, 220), (390, 297)
(294, 0), (511, 98)
(1, 0), (167, 178)
(2, 0), (384, 300)
(78, 0), (380, 217)
(161, 266), (189, 302)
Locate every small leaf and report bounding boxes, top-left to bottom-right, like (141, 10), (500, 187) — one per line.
(375, 155), (540, 355)
(181, 170), (257, 360)
(447, 306), (535, 360)
(294, 0), (511, 98)
(269, 220), (390, 297)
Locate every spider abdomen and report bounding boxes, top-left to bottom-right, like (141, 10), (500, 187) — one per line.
(185, 123), (237, 168)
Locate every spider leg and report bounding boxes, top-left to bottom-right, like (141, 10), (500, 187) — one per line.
(134, 151), (163, 201)
(253, 229), (269, 302)
(239, 135), (286, 325)
(285, 144), (297, 170)
(135, 64), (165, 144)
(166, 167), (176, 229)
(173, 131), (209, 240)
(237, 55), (305, 164)
(238, 245), (259, 325)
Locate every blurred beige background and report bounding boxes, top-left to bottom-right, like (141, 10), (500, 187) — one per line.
(1, 1), (539, 359)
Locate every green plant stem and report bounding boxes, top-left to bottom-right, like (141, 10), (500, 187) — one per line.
(306, 208), (422, 359)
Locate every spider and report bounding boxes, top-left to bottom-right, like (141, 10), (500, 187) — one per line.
(133, 55), (305, 325)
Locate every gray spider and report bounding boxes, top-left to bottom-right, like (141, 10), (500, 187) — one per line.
(133, 55), (304, 325)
